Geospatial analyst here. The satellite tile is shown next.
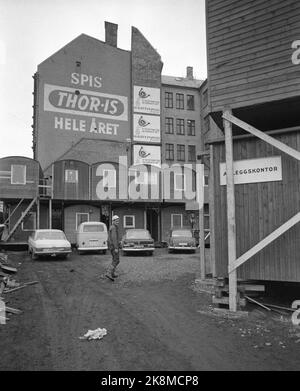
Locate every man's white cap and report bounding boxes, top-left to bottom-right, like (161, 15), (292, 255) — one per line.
(112, 215), (119, 221)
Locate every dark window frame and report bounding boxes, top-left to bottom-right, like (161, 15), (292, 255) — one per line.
(165, 117), (174, 134)
(165, 92), (173, 108)
(176, 118), (185, 135)
(176, 93), (184, 109)
(187, 94), (195, 110)
(187, 120), (195, 136)
(177, 144), (185, 161)
(165, 143), (174, 160)
(188, 145), (196, 162)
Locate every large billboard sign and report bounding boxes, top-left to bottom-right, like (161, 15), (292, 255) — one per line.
(133, 114), (160, 143)
(36, 35), (131, 169)
(44, 84), (128, 121)
(133, 145), (161, 167)
(133, 86), (160, 115)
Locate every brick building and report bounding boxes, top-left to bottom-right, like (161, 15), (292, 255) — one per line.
(161, 68), (209, 242)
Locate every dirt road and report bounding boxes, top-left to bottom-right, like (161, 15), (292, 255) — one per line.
(0, 249), (299, 371)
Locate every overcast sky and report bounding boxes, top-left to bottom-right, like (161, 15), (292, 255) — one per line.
(0, 0), (207, 158)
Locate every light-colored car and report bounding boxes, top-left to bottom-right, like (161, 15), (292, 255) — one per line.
(28, 229), (72, 260)
(76, 221), (108, 254)
(121, 229), (155, 256)
(168, 228), (197, 253)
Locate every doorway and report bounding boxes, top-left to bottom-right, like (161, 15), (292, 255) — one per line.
(146, 208), (159, 242)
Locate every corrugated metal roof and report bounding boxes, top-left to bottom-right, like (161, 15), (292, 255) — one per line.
(161, 75), (204, 89)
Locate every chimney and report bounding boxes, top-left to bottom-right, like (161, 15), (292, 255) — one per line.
(105, 21), (118, 47)
(186, 66), (193, 80)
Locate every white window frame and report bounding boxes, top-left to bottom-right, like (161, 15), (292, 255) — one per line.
(21, 211), (36, 231)
(76, 212), (89, 229)
(11, 165), (26, 185)
(123, 215), (135, 228)
(171, 213), (183, 228)
(174, 173), (186, 191)
(65, 169), (78, 183)
(103, 169), (116, 188)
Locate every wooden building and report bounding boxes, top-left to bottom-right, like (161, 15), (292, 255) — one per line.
(0, 156), (47, 243)
(205, 0), (300, 284)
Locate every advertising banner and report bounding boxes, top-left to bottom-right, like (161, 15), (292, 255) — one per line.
(133, 114), (160, 143)
(133, 86), (160, 115)
(220, 156), (282, 185)
(133, 145), (161, 167)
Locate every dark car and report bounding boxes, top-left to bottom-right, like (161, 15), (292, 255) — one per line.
(168, 228), (197, 253)
(121, 229), (155, 256)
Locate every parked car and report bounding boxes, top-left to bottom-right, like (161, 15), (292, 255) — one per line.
(168, 228), (197, 253)
(121, 229), (155, 255)
(76, 221), (108, 254)
(28, 229), (72, 260)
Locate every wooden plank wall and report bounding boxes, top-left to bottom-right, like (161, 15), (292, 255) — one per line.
(0, 157), (41, 199)
(206, 0), (300, 111)
(212, 131), (300, 282)
(53, 160), (90, 200)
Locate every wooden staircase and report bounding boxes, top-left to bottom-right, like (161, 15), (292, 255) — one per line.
(3, 197), (37, 242)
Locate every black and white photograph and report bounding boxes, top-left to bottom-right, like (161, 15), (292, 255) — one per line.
(1, 0), (300, 376)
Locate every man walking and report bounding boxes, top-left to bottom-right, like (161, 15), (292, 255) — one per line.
(105, 215), (120, 281)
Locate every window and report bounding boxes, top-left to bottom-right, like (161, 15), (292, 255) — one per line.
(174, 173), (186, 191)
(204, 116), (210, 134)
(187, 95), (195, 110)
(204, 175), (209, 186)
(177, 144), (185, 161)
(21, 211), (36, 231)
(124, 215), (135, 228)
(76, 213), (89, 229)
(187, 120), (195, 136)
(165, 144), (174, 160)
(188, 145), (196, 162)
(171, 213), (183, 228)
(65, 169), (78, 183)
(165, 117), (174, 134)
(176, 119), (185, 135)
(11, 165), (26, 185)
(176, 93), (184, 109)
(103, 169), (116, 188)
(165, 92), (173, 108)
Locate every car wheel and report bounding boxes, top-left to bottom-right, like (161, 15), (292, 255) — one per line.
(122, 250), (127, 256)
(168, 249), (172, 254)
(61, 254), (69, 260)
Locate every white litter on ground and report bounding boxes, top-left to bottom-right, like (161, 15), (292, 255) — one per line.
(79, 328), (107, 340)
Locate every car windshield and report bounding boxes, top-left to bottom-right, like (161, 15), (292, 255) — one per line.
(36, 231), (66, 240)
(172, 230), (192, 238)
(126, 230), (151, 239)
(83, 225), (105, 232)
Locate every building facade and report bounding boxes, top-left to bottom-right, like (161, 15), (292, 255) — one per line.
(161, 68), (209, 243)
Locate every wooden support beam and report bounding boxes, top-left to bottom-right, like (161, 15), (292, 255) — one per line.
(222, 112), (300, 161)
(229, 211), (300, 273)
(196, 163), (205, 279)
(224, 109), (238, 312)
(209, 144), (216, 277)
